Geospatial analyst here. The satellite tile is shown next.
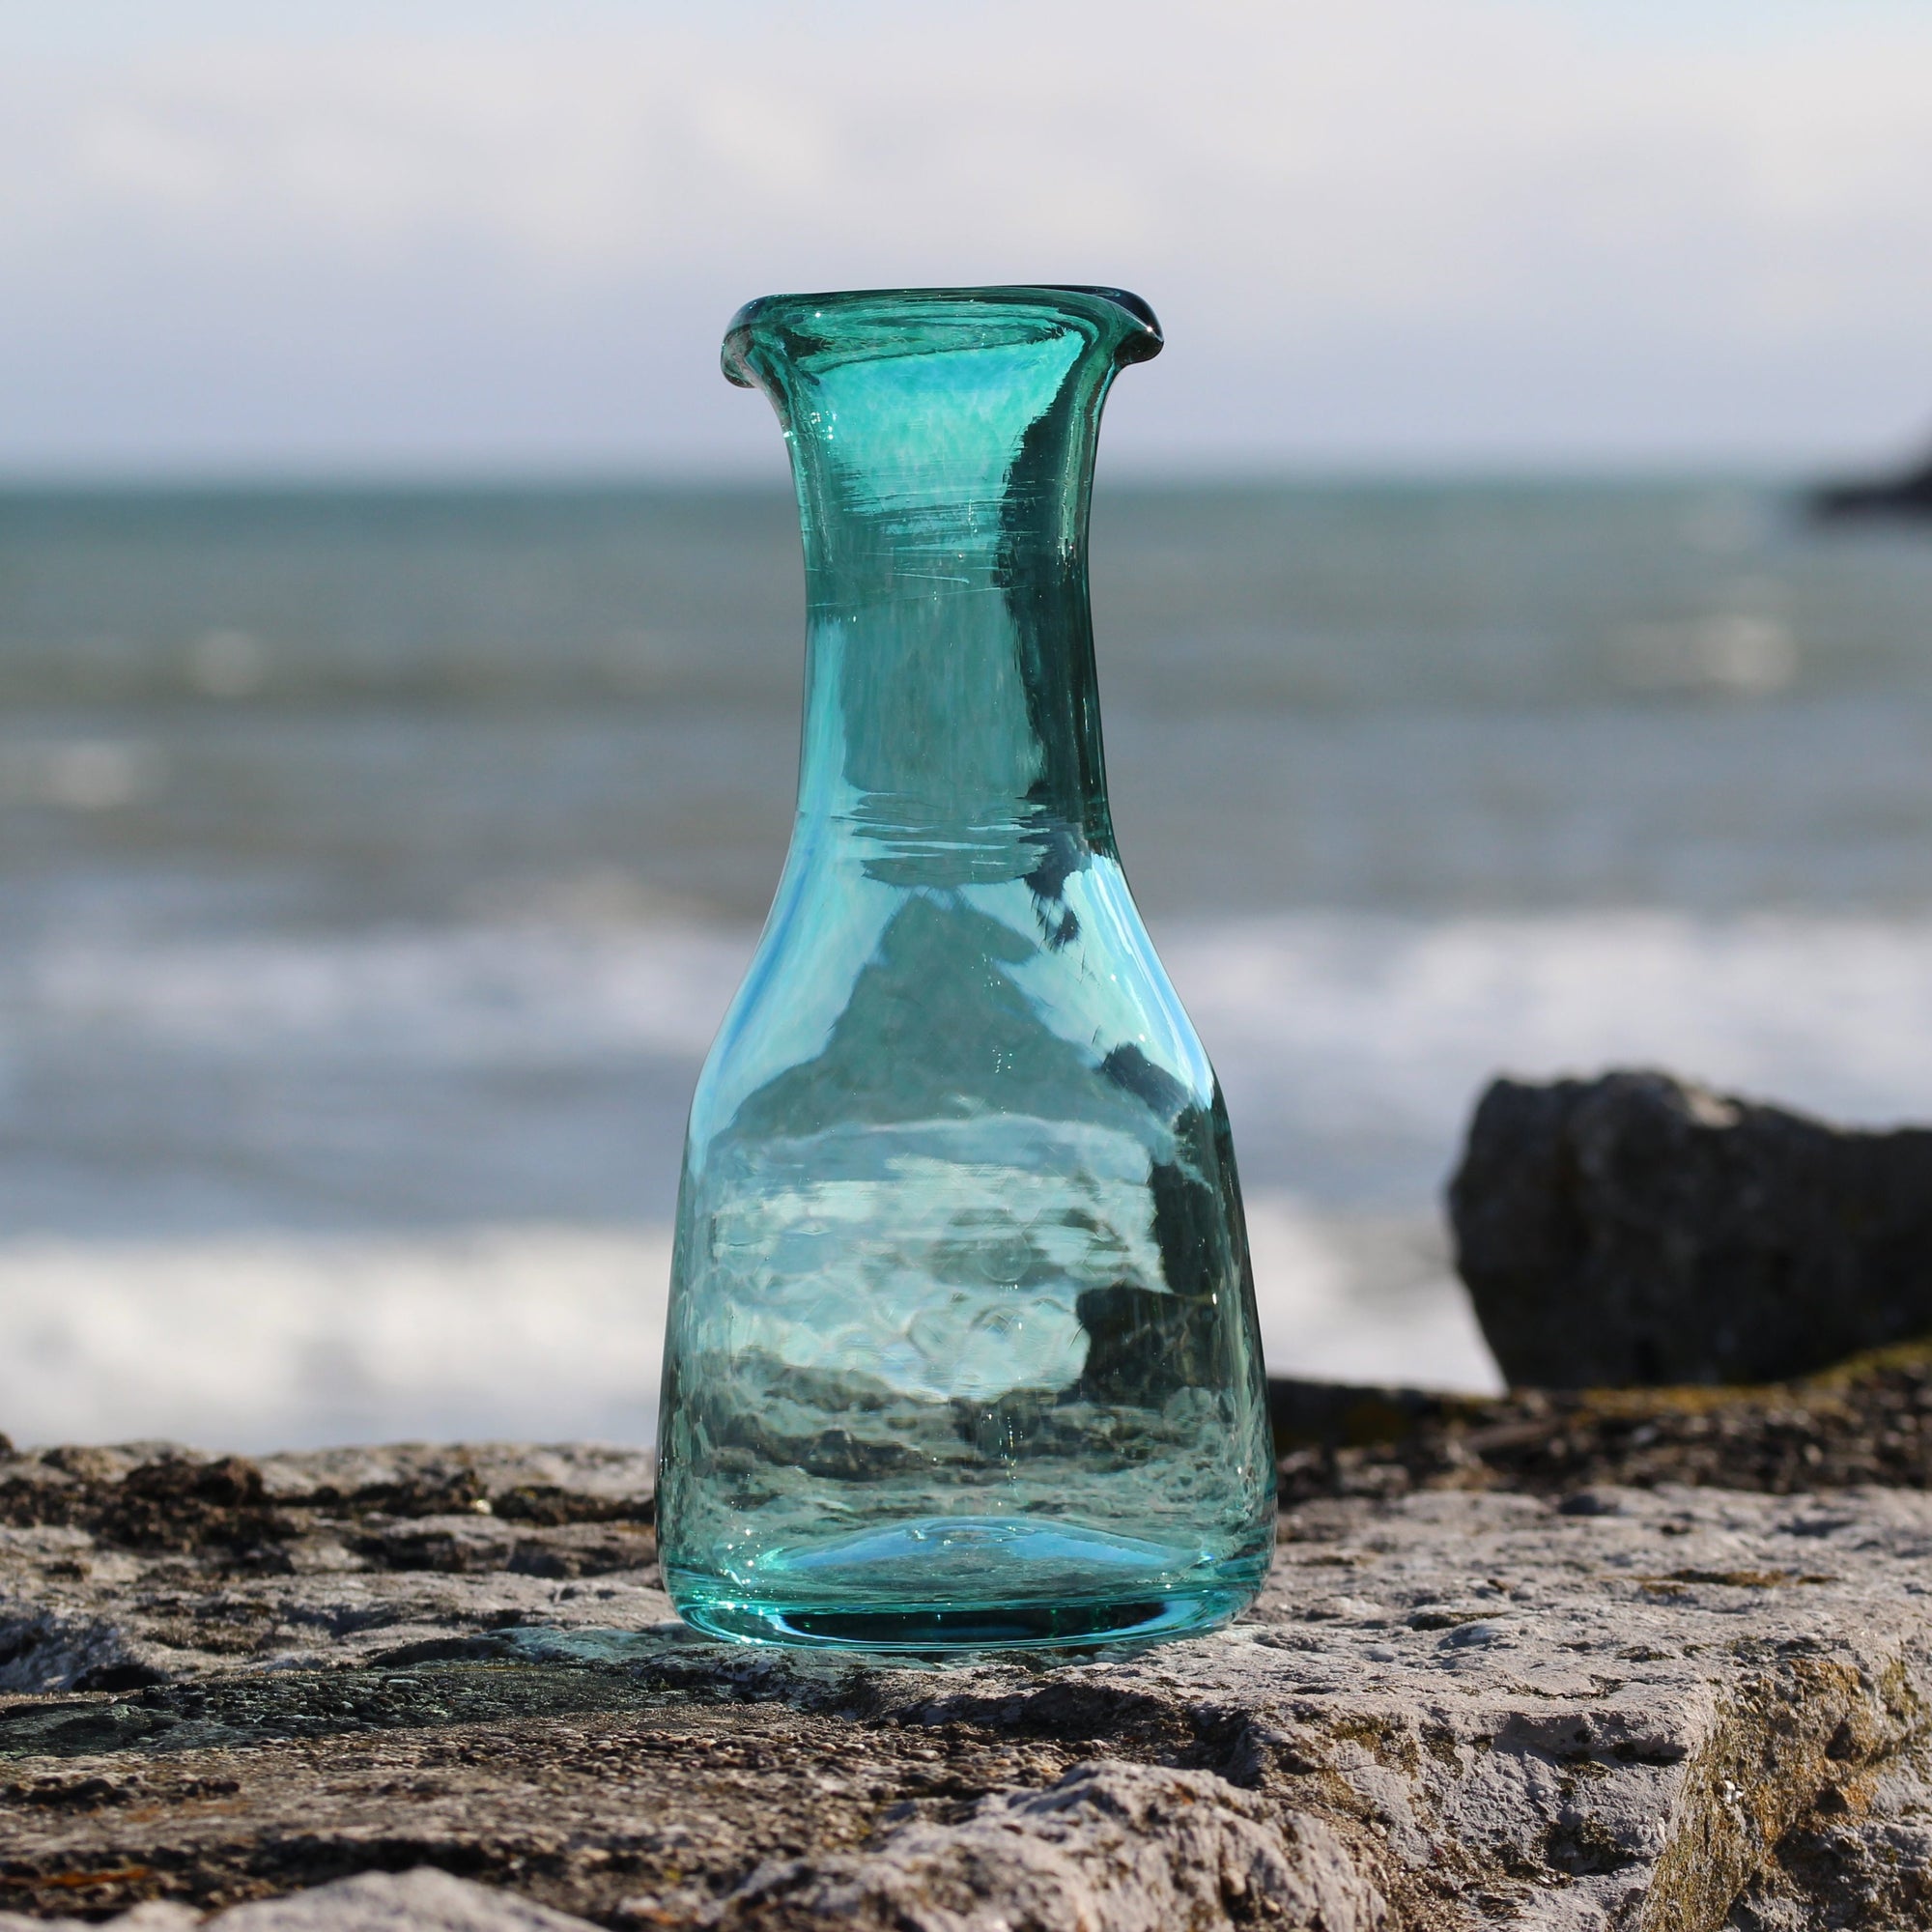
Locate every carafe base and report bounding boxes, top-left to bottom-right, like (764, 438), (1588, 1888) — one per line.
(665, 1515), (1266, 1654)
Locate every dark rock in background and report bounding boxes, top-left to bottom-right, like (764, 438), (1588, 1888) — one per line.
(1809, 447), (1932, 521)
(1448, 1068), (1932, 1387)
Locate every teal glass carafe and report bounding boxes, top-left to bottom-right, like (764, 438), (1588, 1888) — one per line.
(656, 286), (1274, 1651)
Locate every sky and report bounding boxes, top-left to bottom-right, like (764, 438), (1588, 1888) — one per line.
(3, 0), (1931, 477)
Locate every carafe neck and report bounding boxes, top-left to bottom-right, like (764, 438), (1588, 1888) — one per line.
(724, 287), (1160, 886)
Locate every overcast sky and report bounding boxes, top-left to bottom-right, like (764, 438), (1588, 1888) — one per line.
(4, 0), (1930, 476)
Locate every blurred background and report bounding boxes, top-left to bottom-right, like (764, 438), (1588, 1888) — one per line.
(5, 0), (1932, 1449)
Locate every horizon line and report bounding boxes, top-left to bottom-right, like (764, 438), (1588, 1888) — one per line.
(0, 456), (1843, 495)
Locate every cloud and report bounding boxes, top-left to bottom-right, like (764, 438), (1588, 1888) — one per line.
(3, 0), (1931, 469)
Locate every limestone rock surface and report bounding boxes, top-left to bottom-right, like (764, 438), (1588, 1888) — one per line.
(0, 1871), (599, 1932)
(1449, 1069), (1932, 1386)
(5, 1439), (1932, 1929)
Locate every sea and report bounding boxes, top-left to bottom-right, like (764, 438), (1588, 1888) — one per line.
(5, 478), (1932, 1450)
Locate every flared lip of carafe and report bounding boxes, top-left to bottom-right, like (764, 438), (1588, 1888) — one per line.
(722, 285), (1162, 388)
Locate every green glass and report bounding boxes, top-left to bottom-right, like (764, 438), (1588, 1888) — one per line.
(657, 286), (1274, 1652)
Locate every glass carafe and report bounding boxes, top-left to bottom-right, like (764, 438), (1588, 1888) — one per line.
(656, 286), (1273, 1651)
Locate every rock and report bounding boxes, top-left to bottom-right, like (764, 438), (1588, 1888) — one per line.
(216, 1871), (603, 1932)
(1268, 1343), (1932, 1498)
(6, 1435), (1932, 1928)
(0, 1905), (199, 1932)
(709, 1762), (1386, 1932)
(0, 1873), (603, 1932)
(1448, 1068), (1932, 1387)
(0, 1440), (663, 1696)
(1809, 449), (1932, 521)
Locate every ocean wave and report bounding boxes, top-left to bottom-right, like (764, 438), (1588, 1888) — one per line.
(10, 905), (1931, 1442)
(1168, 910), (1932, 1205)
(14, 923), (751, 1063)
(14, 906), (1930, 1132)
(0, 1202), (1494, 1453)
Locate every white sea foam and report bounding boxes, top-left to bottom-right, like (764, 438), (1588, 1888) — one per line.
(1241, 1199), (1498, 1395)
(0, 1226), (671, 1453)
(1200, 909), (1932, 1120)
(10, 907), (1932, 1446)
(0, 1200), (1487, 1453)
(19, 923), (749, 1064)
(21, 909), (1932, 1118)
(1170, 910), (1932, 1205)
